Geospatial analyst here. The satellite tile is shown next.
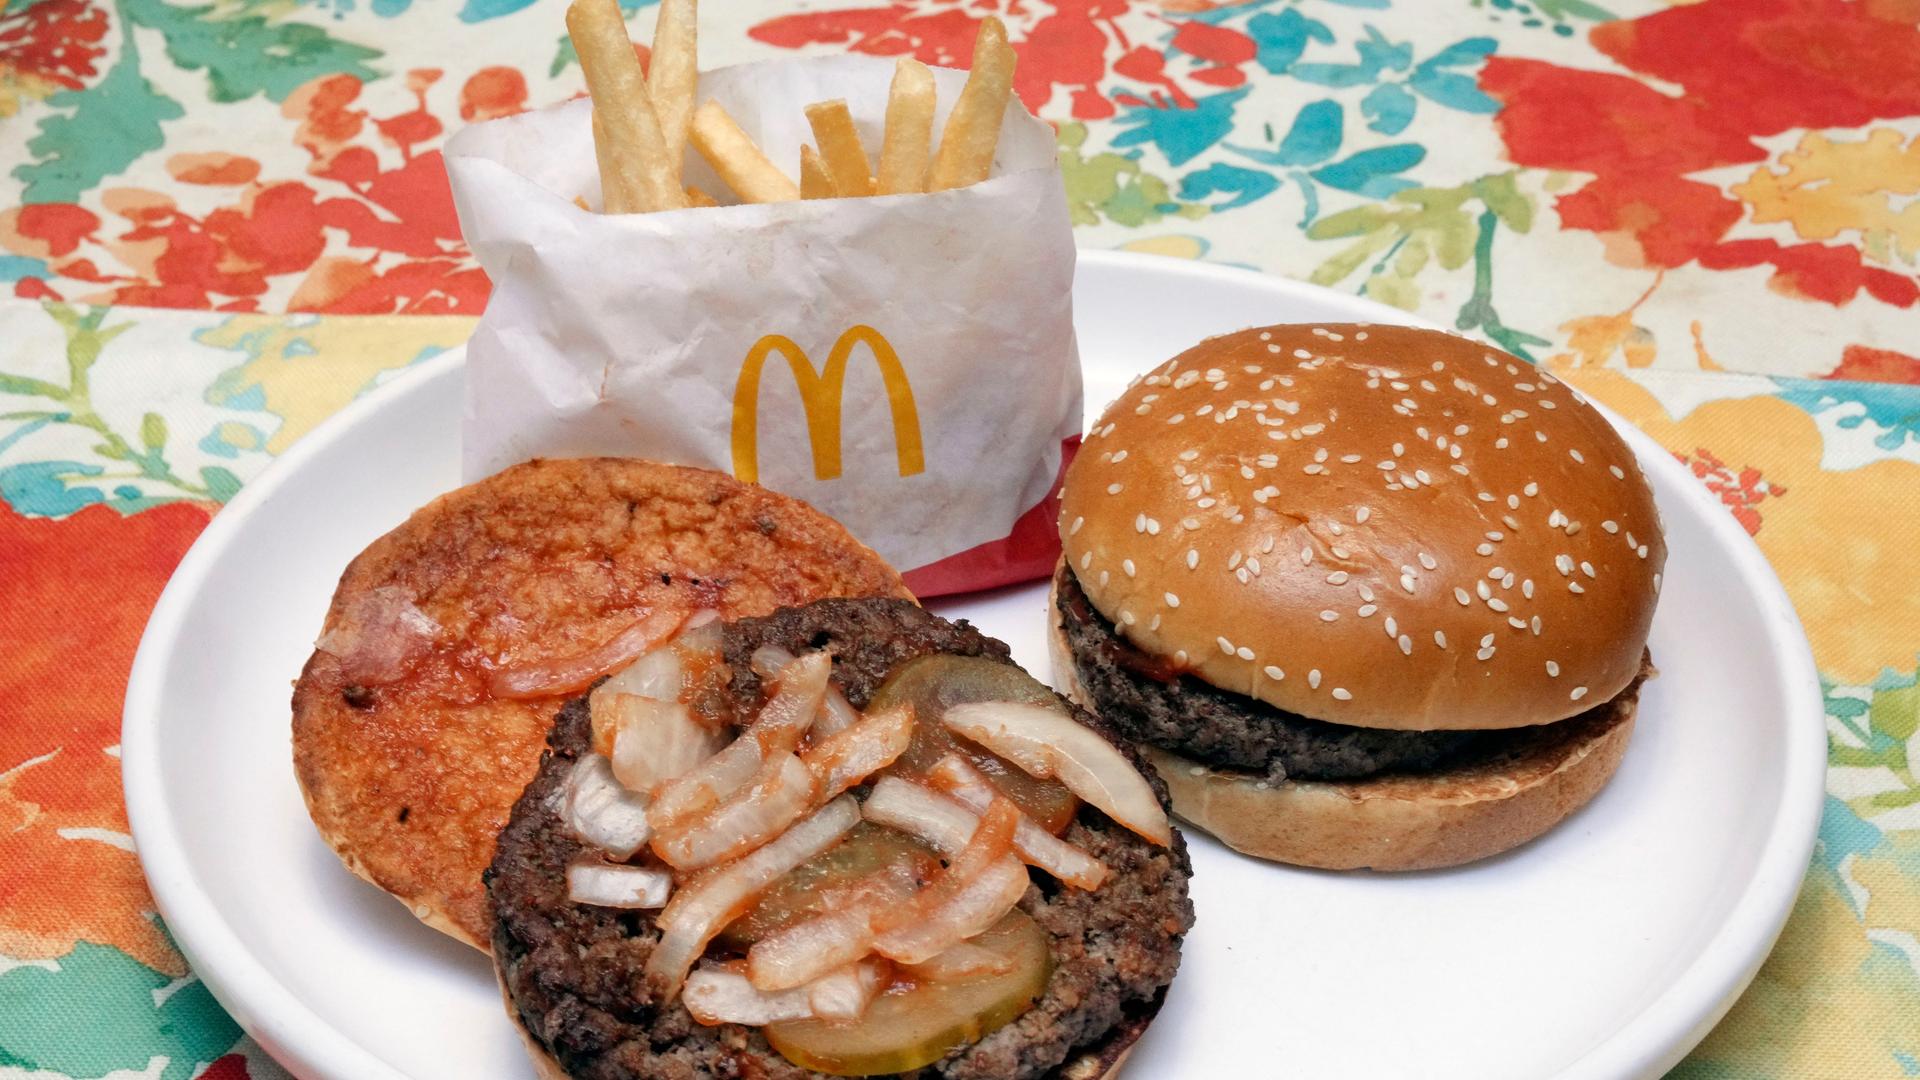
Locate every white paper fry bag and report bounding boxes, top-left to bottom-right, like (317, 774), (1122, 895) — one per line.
(444, 55), (1081, 597)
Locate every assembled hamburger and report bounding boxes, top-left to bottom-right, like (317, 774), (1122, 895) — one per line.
(489, 598), (1191, 1078)
(1050, 323), (1665, 870)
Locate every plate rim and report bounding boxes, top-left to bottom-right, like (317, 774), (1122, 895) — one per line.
(120, 249), (1827, 1080)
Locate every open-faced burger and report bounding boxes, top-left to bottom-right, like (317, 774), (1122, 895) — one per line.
(488, 598), (1192, 1079)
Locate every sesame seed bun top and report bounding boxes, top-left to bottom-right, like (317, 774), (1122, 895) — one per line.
(1057, 324), (1665, 732)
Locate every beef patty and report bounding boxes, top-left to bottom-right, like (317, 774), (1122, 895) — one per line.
(1057, 564), (1492, 781)
(488, 598), (1194, 1080)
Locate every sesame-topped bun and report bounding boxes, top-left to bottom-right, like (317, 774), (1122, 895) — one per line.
(1057, 323), (1664, 733)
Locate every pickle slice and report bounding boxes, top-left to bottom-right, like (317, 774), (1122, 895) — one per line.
(719, 823), (942, 949)
(764, 912), (1052, 1076)
(869, 655), (1080, 834)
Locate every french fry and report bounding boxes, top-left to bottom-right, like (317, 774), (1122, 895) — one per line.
(685, 186), (720, 208)
(804, 99), (874, 198)
(690, 100), (802, 203)
(928, 17), (1016, 192)
(648, 0), (697, 180)
(568, 0), (686, 212)
(799, 145), (835, 200)
(876, 58), (936, 196)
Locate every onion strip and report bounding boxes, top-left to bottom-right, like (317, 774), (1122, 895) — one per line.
(489, 606), (687, 700)
(927, 754), (1108, 890)
(645, 795), (860, 998)
(941, 701), (1172, 845)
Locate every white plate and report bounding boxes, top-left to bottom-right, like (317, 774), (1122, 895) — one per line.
(123, 252), (1825, 1080)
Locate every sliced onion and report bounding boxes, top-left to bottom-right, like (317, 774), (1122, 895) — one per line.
(564, 755), (652, 858)
(746, 870), (914, 991)
(489, 607), (687, 700)
(649, 651), (830, 830)
(596, 695), (723, 794)
(595, 642), (684, 708)
(652, 753), (818, 871)
(872, 855), (1029, 965)
(807, 961), (882, 1021)
(942, 701), (1173, 846)
(802, 705), (914, 801)
(927, 755), (1109, 891)
(861, 777), (979, 855)
(683, 967), (815, 1026)
(645, 795), (861, 998)
(753, 644), (860, 738)
(316, 585), (440, 686)
(904, 939), (1016, 980)
(567, 862), (672, 909)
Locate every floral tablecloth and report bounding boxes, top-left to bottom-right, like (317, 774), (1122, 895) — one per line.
(2, 0), (1916, 1076)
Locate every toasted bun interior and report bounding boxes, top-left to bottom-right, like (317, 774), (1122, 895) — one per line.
(1057, 324), (1665, 731)
(1048, 610), (1640, 870)
(293, 457), (909, 949)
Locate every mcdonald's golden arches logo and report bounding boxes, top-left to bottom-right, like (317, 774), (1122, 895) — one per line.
(731, 325), (926, 484)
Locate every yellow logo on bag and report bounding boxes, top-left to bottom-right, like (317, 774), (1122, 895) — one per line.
(731, 325), (926, 484)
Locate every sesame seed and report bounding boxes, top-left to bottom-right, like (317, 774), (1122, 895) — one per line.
(1654, 573), (1663, 591)
(1378, 460), (1397, 471)
(1434, 630), (1448, 648)
(1477, 543), (1495, 556)
(1398, 634), (1413, 655)
(1385, 616), (1398, 636)
(1477, 647), (1496, 661)
(1524, 482), (1539, 497)
(1488, 597), (1510, 612)
(1495, 437), (1510, 449)
(1112, 450), (1128, 463)
(1358, 604), (1378, 617)
(1602, 520), (1619, 534)
(1165, 592), (1181, 608)
(1477, 491), (1495, 503)
(1217, 637), (1234, 655)
(1476, 580), (1493, 600)
(1236, 568), (1250, 584)
(1099, 570), (1110, 588)
(1320, 609), (1339, 622)
(1120, 610), (1136, 626)
(1263, 665), (1285, 681)
(1455, 587), (1472, 605)
(1332, 687), (1354, 701)
(1355, 507), (1372, 524)
(1502, 572), (1515, 589)
(1107, 483), (1124, 495)
(1079, 551), (1091, 570)
(1418, 552), (1438, 570)
(1236, 646), (1255, 660)
(1198, 497), (1216, 508)
(1147, 518), (1161, 535)
(1571, 686), (1589, 701)
(1508, 495), (1520, 509)
(1400, 574), (1417, 594)
(1489, 566), (1506, 579)
(1569, 449), (1585, 464)
(1342, 454), (1362, 464)
(1580, 561), (1596, 578)
(1300, 547), (1313, 566)
(1246, 557), (1261, 575)
(1627, 531), (1638, 549)
(1070, 516), (1085, 536)
(1637, 545), (1649, 558)
(1546, 661), (1560, 677)
(1134, 513), (1147, 533)
(1509, 617), (1527, 629)
(1123, 559), (1136, 577)
(1150, 614), (1161, 631)
(1181, 517), (1199, 530)
(1186, 549), (1199, 570)
(1308, 669), (1322, 689)
(1531, 616), (1542, 635)
(1358, 584), (1374, 602)
(1555, 554), (1574, 576)
(1610, 465), (1627, 479)
(1522, 579), (1535, 598)
(1327, 571), (1350, 585)
(1569, 581), (1586, 594)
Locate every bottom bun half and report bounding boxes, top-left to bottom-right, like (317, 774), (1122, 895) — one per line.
(1046, 582), (1638, 872)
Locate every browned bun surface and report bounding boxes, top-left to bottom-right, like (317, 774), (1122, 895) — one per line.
(292, 457), (909, 949)
(1057, 324), (1665, 731)
(1049, 616), (1645, 870)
